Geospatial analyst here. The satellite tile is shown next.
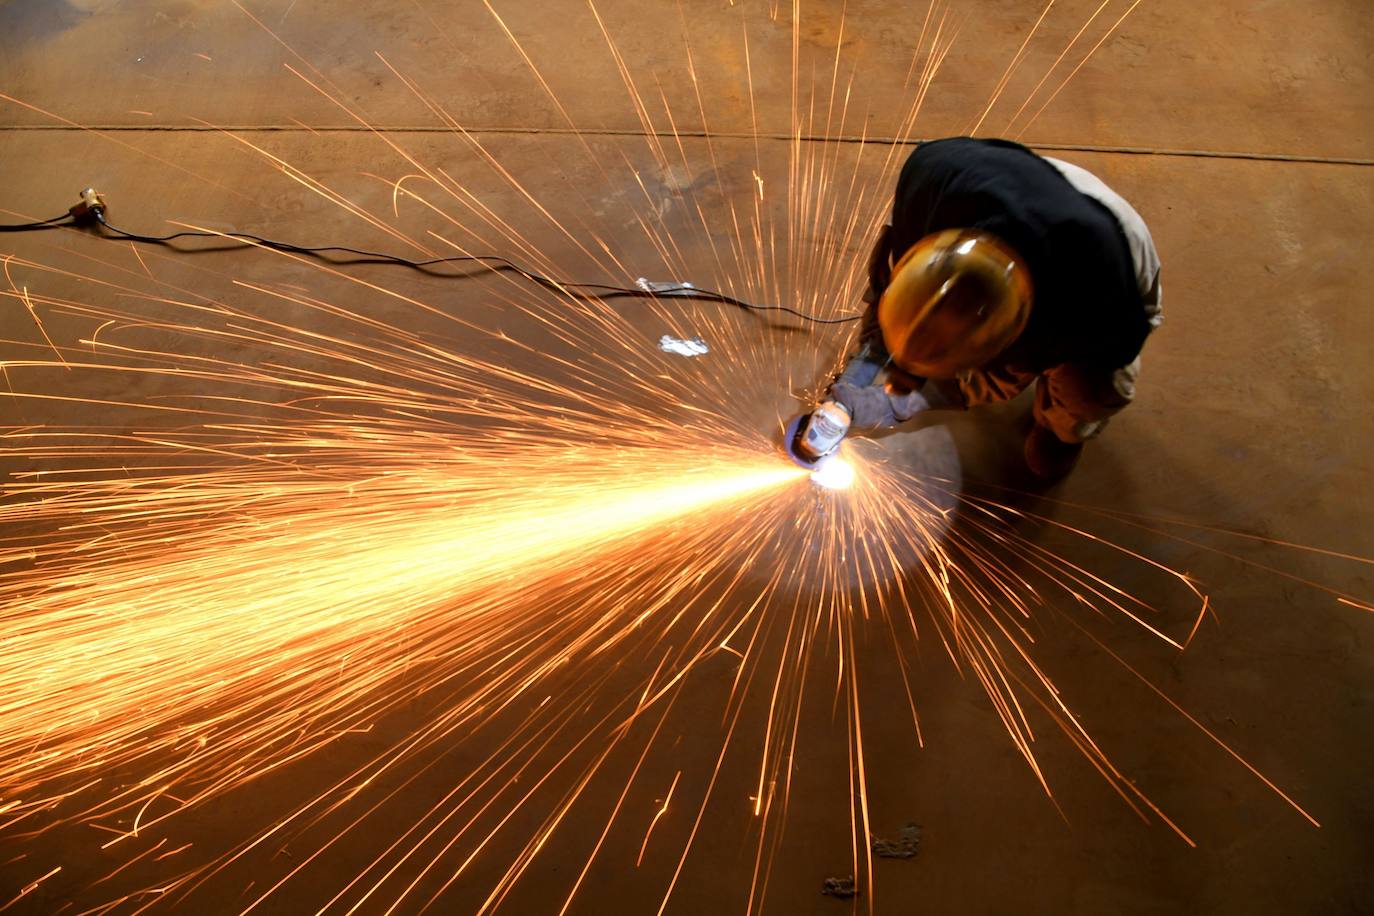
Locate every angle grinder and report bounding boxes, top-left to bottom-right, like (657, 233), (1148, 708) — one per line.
(783, 400), (851, 468)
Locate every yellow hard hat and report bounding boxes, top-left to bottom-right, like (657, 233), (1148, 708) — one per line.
(877, 229), (1033, 378)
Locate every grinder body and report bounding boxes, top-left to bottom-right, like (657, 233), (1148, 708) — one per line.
(785, 400), (851, 467)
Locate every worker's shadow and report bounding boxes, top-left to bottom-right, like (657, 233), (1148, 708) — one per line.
(864, 387), (1149, 568)
(835, 386), (1173, 662)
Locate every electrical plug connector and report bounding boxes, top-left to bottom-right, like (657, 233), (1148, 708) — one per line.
(68, 188), (106, 223)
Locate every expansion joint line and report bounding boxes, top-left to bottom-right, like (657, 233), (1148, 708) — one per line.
(1, 123), (1370, 167)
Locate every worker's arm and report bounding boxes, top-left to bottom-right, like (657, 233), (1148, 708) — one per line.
(813, 222), (974, 432)
(833, 306), (887, 388)
(831, 374), (967, 430)
(830, 224), (896, 389)
(825, 223), (970, 431)
(826, 225), (906, 416)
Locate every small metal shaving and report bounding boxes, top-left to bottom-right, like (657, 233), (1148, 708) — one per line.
(821, 875), (858, 899)
(657, 334), (709, 357)
(871, 823), (922, 859)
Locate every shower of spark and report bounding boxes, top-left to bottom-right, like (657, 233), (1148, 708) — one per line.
(0, 0), (1364, 913)
(0, 449), (805, 801)
(809, 455), (855, 490)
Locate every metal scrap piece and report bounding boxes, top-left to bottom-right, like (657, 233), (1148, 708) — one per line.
(871, 823), (922, 859)
(636, 278), (697, 295)
(821, 875), (857, 899)
(657, 334), (709, 357)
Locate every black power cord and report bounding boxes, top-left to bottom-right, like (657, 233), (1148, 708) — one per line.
(0, 213), (75, 232)
(3, 189), (860, 326)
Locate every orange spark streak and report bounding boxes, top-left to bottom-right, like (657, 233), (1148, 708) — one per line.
(636, 771), (681, 867)
(4, 256), (68, 367)
(2, 866), (61, 910)
(1002, 0), (1114, 135)
(1015, 0), (1149, 139)
(968, 0), (1057, 135)
(0, 3), (1357, 911)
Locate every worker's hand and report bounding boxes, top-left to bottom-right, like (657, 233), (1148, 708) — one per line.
(832, 380), (930, 430)
(883, 366), (926, 395)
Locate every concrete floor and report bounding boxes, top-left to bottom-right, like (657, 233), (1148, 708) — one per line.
(2, 1), (1372, 913)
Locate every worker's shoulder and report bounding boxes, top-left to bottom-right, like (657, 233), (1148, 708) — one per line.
(899, 137), (1051, 192)
(908, 136), (1041, 164)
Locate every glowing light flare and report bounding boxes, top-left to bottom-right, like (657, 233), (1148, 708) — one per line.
(0, 1), (1350, 911)
(809, 456), (855, 490)
(0, 450), (806, 815)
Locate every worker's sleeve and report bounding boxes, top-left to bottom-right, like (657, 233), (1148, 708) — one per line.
(864, 222), (894, 305)
(832, 375), (968, 429)
(833, 378), (952, 430)
(1142, 267), (1164, 328)
(1031, 157), (1160, 443)
(831, 358), (967, 433)
(1042, 155), (1164, 328)
(834, 304), (887, 388)
(1033, 359), (1142, 444)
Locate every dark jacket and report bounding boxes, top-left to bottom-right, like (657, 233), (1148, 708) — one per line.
(879, 137), (1151, 372)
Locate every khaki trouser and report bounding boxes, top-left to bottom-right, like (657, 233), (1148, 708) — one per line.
(957, 358), (1143, 444)
(956, 275), (1162, 443)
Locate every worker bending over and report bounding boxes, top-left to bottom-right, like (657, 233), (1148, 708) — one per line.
(792, 137), (1162, 478)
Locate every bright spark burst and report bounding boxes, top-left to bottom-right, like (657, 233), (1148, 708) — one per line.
(0, 1), (1366, 913)
(809, 455), (855, 490)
